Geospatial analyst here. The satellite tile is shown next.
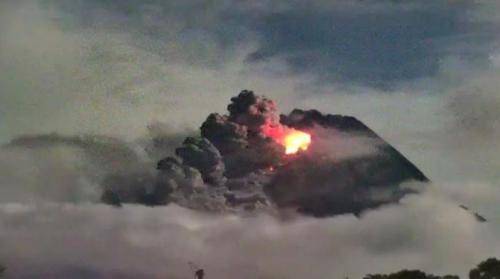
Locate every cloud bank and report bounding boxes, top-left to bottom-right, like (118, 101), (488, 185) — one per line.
(0, 188), (498, 279)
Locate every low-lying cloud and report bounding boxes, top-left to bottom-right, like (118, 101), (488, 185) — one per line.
(0, 186), (498, 279)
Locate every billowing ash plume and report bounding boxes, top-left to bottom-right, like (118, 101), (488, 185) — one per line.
(175, 137), (226, 185)
(98, 90), (429, 216)
(200, 90), (285, 177)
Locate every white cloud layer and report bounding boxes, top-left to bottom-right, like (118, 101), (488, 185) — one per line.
(0, 186), (498, 279)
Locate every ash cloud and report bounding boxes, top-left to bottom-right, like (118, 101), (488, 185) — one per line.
(201, 90), (284, 177)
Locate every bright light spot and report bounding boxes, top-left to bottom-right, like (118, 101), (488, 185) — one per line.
(262, 123), (311, 155)
(283, 130), (311, 154)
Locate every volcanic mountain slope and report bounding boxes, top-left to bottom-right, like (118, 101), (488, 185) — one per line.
(103, 90), (429, 216)
(269, 109), (428, 216)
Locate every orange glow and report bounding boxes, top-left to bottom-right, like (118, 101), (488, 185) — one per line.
(283, 130), (311, 154)
(262, 124), (311, 155)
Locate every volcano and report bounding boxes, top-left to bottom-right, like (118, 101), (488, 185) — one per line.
(103, 90), (428, 216)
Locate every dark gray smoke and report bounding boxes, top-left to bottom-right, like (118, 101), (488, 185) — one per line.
(175, 137), (226, 185)
(201, 90), (285, 177)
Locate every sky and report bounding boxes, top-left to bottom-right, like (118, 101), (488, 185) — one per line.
(0, 0), (500, 278)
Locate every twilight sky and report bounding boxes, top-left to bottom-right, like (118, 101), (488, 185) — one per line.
(0, 0), (500, 278)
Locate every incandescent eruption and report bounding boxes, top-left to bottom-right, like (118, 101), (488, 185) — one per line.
(102, 90), (429, 216)
(282, 130), (311, 154)
(261, 124), (311, 155)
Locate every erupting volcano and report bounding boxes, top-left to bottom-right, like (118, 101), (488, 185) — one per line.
(103, 90), (429, 217)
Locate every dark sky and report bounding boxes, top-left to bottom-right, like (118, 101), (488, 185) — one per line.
(47, 0), (497, 88)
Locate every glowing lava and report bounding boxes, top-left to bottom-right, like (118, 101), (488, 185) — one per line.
(283, 130), (311, 154)
(262, 124), (311, 155)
